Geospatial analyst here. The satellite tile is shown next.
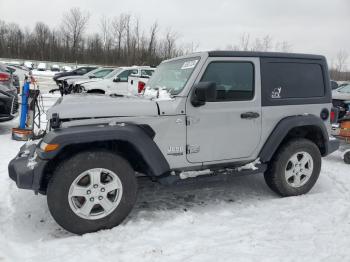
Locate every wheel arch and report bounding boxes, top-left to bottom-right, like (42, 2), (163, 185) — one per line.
(86, 89), (105, 94)
(37, 124), (170, 192)
(259, 115), (329, 163)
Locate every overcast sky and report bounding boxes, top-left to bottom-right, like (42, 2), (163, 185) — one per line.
(1, 0), (349, 66)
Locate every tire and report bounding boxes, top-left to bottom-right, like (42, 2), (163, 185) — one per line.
(264, 138), (321, 197)
(344, 151), (350, 164)
(47, 150), (137, 235)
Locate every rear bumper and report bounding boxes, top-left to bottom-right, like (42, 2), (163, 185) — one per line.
(8, 144), (47, 192)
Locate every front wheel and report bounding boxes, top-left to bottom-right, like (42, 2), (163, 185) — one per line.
(47, 151), (137, 235)
(264, 138), (321, 197)
(344, 151), (350, 164)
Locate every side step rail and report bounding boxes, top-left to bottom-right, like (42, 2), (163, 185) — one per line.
(158, 163), (267, 186)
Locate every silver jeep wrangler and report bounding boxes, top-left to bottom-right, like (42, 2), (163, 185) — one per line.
(9, 51), (339, 234)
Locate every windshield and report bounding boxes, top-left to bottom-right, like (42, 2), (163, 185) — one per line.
(104, 68), (122, 79)
(146, 57), (200, 95)
(93, 68), (114, 78)
(337, 84), (350, 93)
(86, 67), (103, 76)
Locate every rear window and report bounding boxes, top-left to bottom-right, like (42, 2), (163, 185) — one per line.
(262, 62), (325, 99)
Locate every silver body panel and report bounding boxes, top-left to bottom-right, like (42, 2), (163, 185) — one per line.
(48, 52), (332, 171)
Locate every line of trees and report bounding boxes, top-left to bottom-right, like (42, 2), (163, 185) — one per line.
(0, 8), (348, 80)
(330, 50), (350, 81)
(0, 8), (190, 66)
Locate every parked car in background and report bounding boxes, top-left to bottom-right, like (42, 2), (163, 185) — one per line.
(0, 84), (18, 122)
(332, 83), (350, 120)
(6, 63), (29, 72)
(331, 80), (339, 90)
(127, 68), (155, 95)
(72, 68), (123, 93)
(5, 66), (20, 92)
(333, 83), (350, 101)
(0, 63), (20, 93)
(51, 65), (60, 72)
(0, 63), (18, 121)
(53, 66), (97, 85)
(37, 63), (47, 71)
(59, 67), (116, 95)
(62, 66), (72, 72)
(24, 61), (34, 70)
(81, 66), (155, 95)
(338, 81), (350, 88)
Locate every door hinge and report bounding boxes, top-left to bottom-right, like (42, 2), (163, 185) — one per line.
(186, 145), (200, 154)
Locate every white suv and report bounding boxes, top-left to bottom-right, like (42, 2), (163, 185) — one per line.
(81, 66), (155, 95)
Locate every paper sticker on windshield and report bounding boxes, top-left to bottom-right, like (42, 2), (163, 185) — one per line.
(181, 60), (198, 70)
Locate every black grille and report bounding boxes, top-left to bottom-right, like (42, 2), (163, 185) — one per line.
(11, 95), (19, 115)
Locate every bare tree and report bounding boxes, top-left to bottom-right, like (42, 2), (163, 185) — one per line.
(111, 14), (127, 57)
(236, 33), (250, 51)
(335, 50), (349, 73)
(61, 7), (90, 60)
(99, 16), (112, 51)
(148, 22), (158, 55)
(33, 22), (51, 60)
(275, 41), (292, 52)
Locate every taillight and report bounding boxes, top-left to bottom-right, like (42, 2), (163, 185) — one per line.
(138, 81), (146, 93)
(330, 107), (339, 124)
(330, 111), (335, 123)
(0, 72), (10, 81)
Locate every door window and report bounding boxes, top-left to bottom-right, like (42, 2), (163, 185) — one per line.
(117, 69), (138, 82)
(141, 69), (154, 78)
(200, 62), (254, 101)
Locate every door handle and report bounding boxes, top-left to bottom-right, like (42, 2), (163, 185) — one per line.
(240, 112), (260, 119)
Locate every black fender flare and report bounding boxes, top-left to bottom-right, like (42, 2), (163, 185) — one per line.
(258, 115), (330, 163)
(38, 124), (170, 177)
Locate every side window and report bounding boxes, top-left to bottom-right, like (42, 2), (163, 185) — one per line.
(118, 69), (138, 82)
(93, 69), (113, 78)
(75, 68), (87, 75)
(141, 69), (154, 78)
(200, 62), (254, 101)
(262, 62), (325, 99)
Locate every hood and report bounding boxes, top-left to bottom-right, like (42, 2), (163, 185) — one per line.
(83, 79), (112, 88)
(57, 75), (89, 81)
(47, 94), (159, 119)
(332, 90), (350, 101)
(75, 78), (102, 85)
(54, 72), (72, 79)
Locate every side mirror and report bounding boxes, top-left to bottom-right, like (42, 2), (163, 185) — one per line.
(113, 77), (121, 82)
(89, 75), (96, 79)
(191, 82), (217, 107)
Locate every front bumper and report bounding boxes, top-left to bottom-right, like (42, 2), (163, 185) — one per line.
(8, 144), (47, 192)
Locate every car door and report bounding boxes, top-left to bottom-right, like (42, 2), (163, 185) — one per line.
(186, 57), (262, 163)
(113, 69), (139, 93)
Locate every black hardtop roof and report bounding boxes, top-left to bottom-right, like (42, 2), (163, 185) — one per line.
(208, 51), (325, 60)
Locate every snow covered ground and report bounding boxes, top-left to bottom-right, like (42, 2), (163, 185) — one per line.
(1, 77), (350, 261)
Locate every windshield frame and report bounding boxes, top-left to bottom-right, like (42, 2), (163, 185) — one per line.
(146, 56), (201, 96)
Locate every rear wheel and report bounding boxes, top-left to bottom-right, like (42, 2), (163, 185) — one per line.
(264, 138), (321, 197)
(47, 150), (137, 234)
